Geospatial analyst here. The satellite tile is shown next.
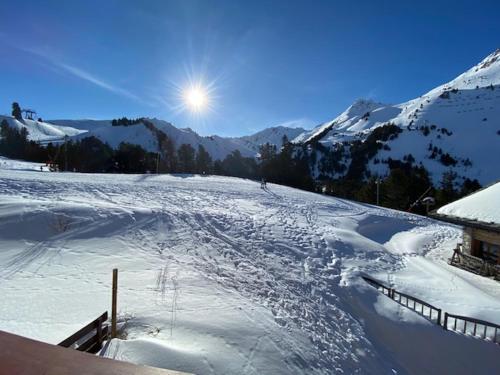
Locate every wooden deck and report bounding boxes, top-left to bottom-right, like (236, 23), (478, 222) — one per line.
(0, 330), (190, 375)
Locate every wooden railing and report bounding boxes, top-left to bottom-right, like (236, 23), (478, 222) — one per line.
(361, 276), (393, 297)
(443, 312), (500, 344)
(58, 311), (109, 353)
(392, 290), (442, 325)
(362, 275), (499, 345)
(362, 276), (441, 324)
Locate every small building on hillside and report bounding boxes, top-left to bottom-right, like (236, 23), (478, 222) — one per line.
(430, 181), (500, 280)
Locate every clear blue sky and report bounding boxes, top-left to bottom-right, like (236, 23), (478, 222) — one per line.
(0, 0), (498, 136)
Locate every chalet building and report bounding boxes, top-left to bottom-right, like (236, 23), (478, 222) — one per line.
(430, 181), (500, 280)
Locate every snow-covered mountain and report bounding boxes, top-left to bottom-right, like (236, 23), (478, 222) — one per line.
(1, 115), (304, 160)
(0, 115), (87, 144)
(232, 126), (306, 153)
(293, 49), (500, 185)
(65, 118), (259, 160)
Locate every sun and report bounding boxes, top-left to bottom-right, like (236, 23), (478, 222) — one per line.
(184, 85), (209, 112)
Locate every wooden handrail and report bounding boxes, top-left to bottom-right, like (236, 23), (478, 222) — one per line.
(362, 275), (499, 345)
(58, 311), (108, 352)
(392, 290), (442, 324)
(393, 290), (441, 313)
(444, 312), (500, 330)
(361, 276), (391, 292)
(444, 312), (499, 344)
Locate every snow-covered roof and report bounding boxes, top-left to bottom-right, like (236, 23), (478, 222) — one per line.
(436, 182), (500, 226)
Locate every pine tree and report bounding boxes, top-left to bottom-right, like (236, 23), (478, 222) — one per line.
(12, 102), (22, 120)
(196, 145), (212, 174)
(220, 150), (257, 179)
(259, 143), (277, 181)
(158, 133), (176, 172)
(436, 170), (459, 206)
(177, 144), (196, 173)
(281, 134), (289, 147)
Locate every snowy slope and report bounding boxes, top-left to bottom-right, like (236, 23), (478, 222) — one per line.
(293, 49), (500, 184)
(0, 115), (87, 143)
(72, 121), (159, 152)
(1, 159), (499, 374)
(149, 119), (256, 160)
(293, 99), (397, 144)
(49, 119), (112, 131)
(0, 156), (50, 171)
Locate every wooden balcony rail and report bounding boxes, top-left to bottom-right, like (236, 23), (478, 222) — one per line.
(58, 311), (109, 353)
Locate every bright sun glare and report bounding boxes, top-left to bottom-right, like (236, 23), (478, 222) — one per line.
(184, 86), (208, 112)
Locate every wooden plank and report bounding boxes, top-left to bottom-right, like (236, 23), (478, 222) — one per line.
(0, 330), (191, 375)
(472, 228), (500, 246)
(84, 326), (108, 353)
(59, 312), (108, 348)
(112, 269), (118, 339)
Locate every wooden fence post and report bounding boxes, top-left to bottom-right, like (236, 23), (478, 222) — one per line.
(96, 316), (102, 346)
(443, 312), (448, 330)
(112, 268), (118, 339)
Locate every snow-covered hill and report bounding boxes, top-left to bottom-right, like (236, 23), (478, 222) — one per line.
(57, 118), (256, 160)
(2, 114), (304, 160)
(293, 49), (500, 184)
(0, 115), (86, 144)
(50, 119), (112, 131)
(233, 126), (306, 153)
(68, 119), (305, 160)
(1, 159), (499, 374)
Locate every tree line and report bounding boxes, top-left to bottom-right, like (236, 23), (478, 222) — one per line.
(320, 158), (481, 215)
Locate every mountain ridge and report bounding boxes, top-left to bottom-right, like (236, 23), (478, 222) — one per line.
(293, 48), (500, 185)
(0, 115), (305, 161)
